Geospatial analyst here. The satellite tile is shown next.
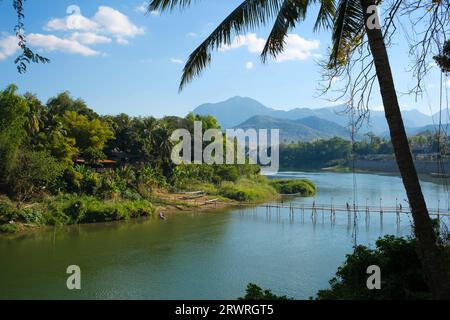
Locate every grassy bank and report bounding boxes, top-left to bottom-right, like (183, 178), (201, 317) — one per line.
(0, 176), (316, 234)
(0, 195), (155, 233)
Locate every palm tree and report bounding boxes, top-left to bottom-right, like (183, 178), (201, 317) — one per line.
(149, 0), (450, 298)
(24, 93), (45, 136)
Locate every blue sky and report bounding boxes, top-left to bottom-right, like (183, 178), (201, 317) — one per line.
(0, 0), (448, 118)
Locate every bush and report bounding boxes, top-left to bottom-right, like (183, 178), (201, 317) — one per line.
(219, 179), (277, 201)
(238, 283), (290, 300)
(269, 179), (316, 196)
(215, 165), (240, 182)
(7, 150), (65, 201)
(0, 197), (44, 225)
(315, 236), (431, 300)
(48, 195), (154, 224)
(0, 223), (20, 234)
(0, 196), (16, 223)
(64, 167), (84, 192)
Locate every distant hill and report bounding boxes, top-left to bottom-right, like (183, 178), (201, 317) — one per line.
(193, 96), (272, 128)
(235, 115), (350, 143)
(296, 116), (349, 138)
(381, 124), (450, 137)
(192, 96), (434, 136)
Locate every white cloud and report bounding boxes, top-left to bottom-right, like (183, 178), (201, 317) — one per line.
(245, 61), (254, 69)
(1, 5), (146, 62)
(28, 33), (101, 56)
(220, 33), (320, 62)
(135, 2), (158, 15)
(446, 79), (450, 88)
(0, 35), (19, 60)
(116, 38), (129, 45)
(46, 14), (100, 32)
(220, 33), (265, 53)
(187, 32), (198, 37)
(0, 33), (101, 59)
(135, 2), (148, 13)
(171, 58), (184, 64)
(274, 34), (320, 62)
(45, 6), (144, 44)
(70, 32), (111, 45)
(94, 6), (145, 39)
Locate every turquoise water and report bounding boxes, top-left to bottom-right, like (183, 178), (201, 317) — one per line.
(0, 171), (448, 299)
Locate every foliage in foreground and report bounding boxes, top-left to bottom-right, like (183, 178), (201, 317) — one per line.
(238, 283), (290, 300)
(316, 236), (432, 300)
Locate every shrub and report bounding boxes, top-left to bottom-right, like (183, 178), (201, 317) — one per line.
(51, 195), (155, 224)
(0, 196), (16, 223)
(215, 165), (240, 182)
(8, 150), (65, 201)
(269, 179), (316, 196)
(64, 167), (84, 192)
(0, 223), (20, 234)
(0, 197), (45, 226)
(238, 283), (290, 300)
(219, 179), (277, 201)
(315, 236), (431, 300)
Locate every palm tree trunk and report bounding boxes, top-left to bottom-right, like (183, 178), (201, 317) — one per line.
(361, 0), (450, 298)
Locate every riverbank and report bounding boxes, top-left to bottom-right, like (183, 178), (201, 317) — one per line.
(0, 177), (316, 234)
(284, 158), (450, 176)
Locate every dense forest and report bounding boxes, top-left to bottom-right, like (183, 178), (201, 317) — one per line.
(0, 84), (314, 233)
(279, 131), (448, 170)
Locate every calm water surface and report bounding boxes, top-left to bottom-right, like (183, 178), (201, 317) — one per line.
(1, 171), (449, 299)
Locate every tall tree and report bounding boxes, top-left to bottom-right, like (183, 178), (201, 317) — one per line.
(149, 0), (450, 298)
(358, 0), (449, 298)
(0, 84), (28, 186)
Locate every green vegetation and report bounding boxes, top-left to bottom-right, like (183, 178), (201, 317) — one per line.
(219, 177), (278, 202)
(238, 283), (290, 300)
(0, 85), (313, 233)
(280, 135), (395, 170)
(269, 179), (316, 196)
(280, 137), (353, 170)
(315, 236), (436, 300)
(240, 234), (449, 300)
(0, 195), (154, 229)
(279, 130), (450, 170)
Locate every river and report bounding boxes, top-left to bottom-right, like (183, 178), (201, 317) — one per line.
(1, 171), (449, 299)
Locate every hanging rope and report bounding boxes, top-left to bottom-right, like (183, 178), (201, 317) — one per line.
(350, 104), (358, 247)
(423, 75), (450, 198)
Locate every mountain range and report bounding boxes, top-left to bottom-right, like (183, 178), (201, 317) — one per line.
(193, 96), (439, 142)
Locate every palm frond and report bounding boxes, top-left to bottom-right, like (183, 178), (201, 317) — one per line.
(313, 0), (335, 31)
(261, 0), (310, 63)
(149, 0), (196, 11)
(329, 0), (364, 68)
(179, 0), (282, 91)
